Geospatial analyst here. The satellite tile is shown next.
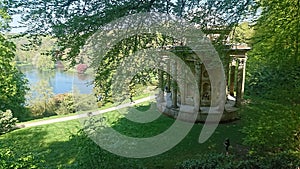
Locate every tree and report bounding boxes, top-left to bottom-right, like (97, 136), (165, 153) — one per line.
(0, 4), (29, 118)
(35, 54), (55, 71)
(26, 80), (55, 117)
(12, 35), (56, 70)
(9, 0), (256, 101)
(229, 22), (254, 44)
(246, 0), (300, 101)
(250, 0), (300, 67)
(243, 0), (300, 156)
(10, 0), (255, 60)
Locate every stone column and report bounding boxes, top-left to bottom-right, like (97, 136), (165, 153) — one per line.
(172, 60), (178, 108)
(195, 61), (202, 110)
(229, 59), (236, 97)
(158, 70), (165, 102)
(166, 59), (171, 93)
(180, 68), (186, 105)
(224, 53), (231, 95)
(165, 59), (172, 108)
(235, 57), (247, 107)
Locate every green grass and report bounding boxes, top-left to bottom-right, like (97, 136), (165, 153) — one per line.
(1, 101), (246, 168)
(0, 120), (82, 168)
(6, 96), (299, 168)
(18, 90), (154, 125)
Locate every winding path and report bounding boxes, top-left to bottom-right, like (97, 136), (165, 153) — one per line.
(17, 96), (155, 128)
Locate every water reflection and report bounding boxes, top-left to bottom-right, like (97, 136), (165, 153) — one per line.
(18, 66), (94, 94)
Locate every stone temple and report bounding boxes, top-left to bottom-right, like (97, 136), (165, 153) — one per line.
(156, 44), (250, 123)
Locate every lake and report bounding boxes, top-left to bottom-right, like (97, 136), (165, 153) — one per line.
(18, 66), (94, 94)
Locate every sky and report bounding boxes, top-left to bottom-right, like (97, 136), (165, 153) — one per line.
(10, 14), (27, 33)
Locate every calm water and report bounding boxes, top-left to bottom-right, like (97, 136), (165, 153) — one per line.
(19, 66), (94, 94)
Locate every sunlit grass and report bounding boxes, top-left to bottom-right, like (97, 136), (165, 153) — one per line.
(1, 101), (245, 168)
(18, 89), (154, 125)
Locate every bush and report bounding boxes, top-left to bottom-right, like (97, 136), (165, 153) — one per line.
(26, 80), (56, 118)
(0, 110), (18, 135)
(175, 152), (300, 169)
(246, 65), (300, 104)
(28, 99), (56, 117)
(26, 90), (98, 119)
(0, 148), (44, 169)
(54, 94), (76, 115)
(175, 153), (235, 169)
(258, 151), (300, 169)
(73, 93), (98, 112)
(54, 93), (98, 115)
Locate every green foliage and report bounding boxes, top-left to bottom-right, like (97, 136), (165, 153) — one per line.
(9, 0), (256, 102)
(27, 87), (97, 118)
(241, 97), (300, 156)
(73, 93), (98, 112)
(53, 91), (97, 115)
(0, 1), (11, 31)
(93, 33), (169, 101)
(175, 153), (235, 169)
(35, 55), (55, 71)
(0, 148), (44, 169)
(13, 36), (56, 70)
(0, 8), (29, 119)
(248, 0), (300, 67)
(230, 22), (254, 44)
(0, 110), (18, 135)
(258, 151), (300, 169)
(26, 80), (56, 117)
(175, 152), (300, 169)
(246, 65), (300, 103)
(243, 10), (299, 165)
(246, 0), (300, 104)
(53, 94), (76, 115)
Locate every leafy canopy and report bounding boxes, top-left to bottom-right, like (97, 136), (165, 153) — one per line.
(10, 0), (255, 61)
(0, 1), (28, 118)
(8, 0), (256, 100)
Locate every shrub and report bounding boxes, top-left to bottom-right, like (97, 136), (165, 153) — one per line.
(54, 94), (76, 115)
(175, 152), (300, 169)
(54, 93), (98, 115)
(175, 153), (235, 169)
(246, 65), (300, 104)
(0, 148), (44, 169)
(73, 93), (98, 112)
(0, 110), (18, 135)
(28, 99), (56, 117)
(258, 151), (300, 169)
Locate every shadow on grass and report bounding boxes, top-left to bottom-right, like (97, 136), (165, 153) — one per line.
(1, 103), (246, 168)
(0, 121), (82, 168)
(68, 102), (245, 168)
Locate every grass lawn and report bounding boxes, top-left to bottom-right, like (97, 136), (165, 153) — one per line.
(2, 97), (298, 168)
(0, 101), (245, 168)
(0, 120), (81, 166)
